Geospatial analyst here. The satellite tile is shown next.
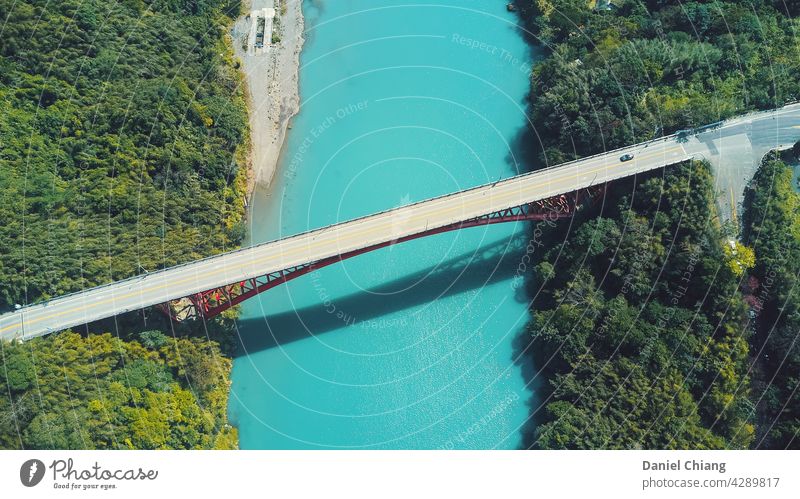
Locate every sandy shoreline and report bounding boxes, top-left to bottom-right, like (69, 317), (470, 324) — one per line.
(232, 0), (305, 198)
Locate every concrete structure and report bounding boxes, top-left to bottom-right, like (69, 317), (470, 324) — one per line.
(264, 8), (275, 48)
(249, 7), (276, 55)
(2, 104), (800, 341)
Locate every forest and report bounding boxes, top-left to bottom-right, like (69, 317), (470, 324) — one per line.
(528, 161), (754, 449)
(0, 0), (248, 448)
(0, 331), (237, 449)
(519, 0), (800, 164)
(517, 0), (800, 448)
(743, 154), (800, 448)
(0, 0), (248, 309)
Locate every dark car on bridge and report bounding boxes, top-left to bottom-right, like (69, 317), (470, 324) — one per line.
(619, 153), (634, 162)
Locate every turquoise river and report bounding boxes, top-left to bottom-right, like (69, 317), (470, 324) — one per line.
(229, 0), (540, 449)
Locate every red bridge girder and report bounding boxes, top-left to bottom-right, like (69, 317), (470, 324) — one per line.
(162, 185), (605, 321)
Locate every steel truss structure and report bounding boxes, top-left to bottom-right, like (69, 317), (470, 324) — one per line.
(163, 185), (605, 321)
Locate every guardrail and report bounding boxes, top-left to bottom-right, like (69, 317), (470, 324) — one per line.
(7, 102), (800, 312)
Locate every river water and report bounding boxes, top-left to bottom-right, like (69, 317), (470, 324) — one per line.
(229, 0), (538, 449)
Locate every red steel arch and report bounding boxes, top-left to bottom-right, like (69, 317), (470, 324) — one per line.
(163, 185), (605, 321)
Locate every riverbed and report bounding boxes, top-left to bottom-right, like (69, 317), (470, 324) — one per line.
(229, 0), (539, 449)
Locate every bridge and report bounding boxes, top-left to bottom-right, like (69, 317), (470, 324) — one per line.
(3, 104), (800, 341)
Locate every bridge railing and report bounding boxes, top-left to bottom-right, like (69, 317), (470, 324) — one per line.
(4, 140), (675, 312)
(721, 100), (800, 126)
(9, 102), (798, 312)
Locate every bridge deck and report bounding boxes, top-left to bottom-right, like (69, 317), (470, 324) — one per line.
(3, 104), (800, 340)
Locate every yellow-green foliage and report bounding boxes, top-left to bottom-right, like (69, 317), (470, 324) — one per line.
(531, 161), (754, 449)
(0, 331), (237, 449)
(723, 241), (756, 277)
(0, 0), (249, 309)
(0, 0), (247, 451)
(743, 155), (800, 448)
(527, 0), (800, 159)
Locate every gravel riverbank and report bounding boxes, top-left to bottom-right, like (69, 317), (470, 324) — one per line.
(232, 0), (305, 196)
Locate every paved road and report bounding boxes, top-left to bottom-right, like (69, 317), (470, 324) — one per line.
(3, 104), (800, 341)
(690, 106), (800, 222)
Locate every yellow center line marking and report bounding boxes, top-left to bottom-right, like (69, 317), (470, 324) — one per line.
(2, 144), (685, 335)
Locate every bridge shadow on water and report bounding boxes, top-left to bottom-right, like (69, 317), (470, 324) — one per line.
(233, 234), (531, 357)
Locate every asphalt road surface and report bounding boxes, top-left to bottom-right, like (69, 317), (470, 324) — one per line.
(3, 104), (800, 341)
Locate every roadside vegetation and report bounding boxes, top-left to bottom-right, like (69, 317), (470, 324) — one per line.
(742, 152), (800, 449)
(516, 0), (800, 448)
(0, 331), (236, 449)
(0, 0), (248, 448)
(528, 161), (754, 449)
(0, 0), (248, 307)
(519, 0), (800, 164)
